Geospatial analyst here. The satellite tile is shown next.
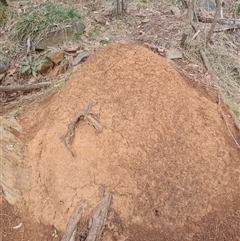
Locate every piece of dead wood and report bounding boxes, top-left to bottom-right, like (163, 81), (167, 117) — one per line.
(198, 16), (240, 26)
(61, 202), (84, 241)
(199, 49), (219, 85)
(86, 190), (112, 241)
(60, 99), (103, 157)
(221, 112), (240, 149)
(0, 82), (51, 92)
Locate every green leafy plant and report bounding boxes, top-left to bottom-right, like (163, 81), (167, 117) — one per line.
(20, 56), (44, 77)
(0, 2), (7, 25)
(237, 4), (240, 14)
(52, 229), (58, 238)
(88, 29), (100, 39)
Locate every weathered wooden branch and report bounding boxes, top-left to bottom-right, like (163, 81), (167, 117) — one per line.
(221, 112), (240, 149)
(206, 0), (221, 45)
(60, 99), (103, 157)
(199, 49), (219, 84)
(198, 15), (240, 26)
(0, 82), (51, 92)
(61, 202), (83, 241)
(86, 191), (112, 241)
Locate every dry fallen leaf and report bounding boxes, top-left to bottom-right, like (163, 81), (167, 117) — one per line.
(8, 68), (16, 76)
(62, 46), (80, 53)
(141, 18), (150, 23)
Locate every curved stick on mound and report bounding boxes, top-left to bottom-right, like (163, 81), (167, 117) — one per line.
(60, 99), (103, 157)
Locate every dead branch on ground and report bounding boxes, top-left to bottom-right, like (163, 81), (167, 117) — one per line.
(61, 202), (84, 241)
(199, 49), (219, 85)
(0, 82), (51, 92)
(221, 112), (240, 149)
(61, 187), (112, 241)
(86, 189), (112, 241)
(60, 99), (103, 157)
(197, 14), (240, 26)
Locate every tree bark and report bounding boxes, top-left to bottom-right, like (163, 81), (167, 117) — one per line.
(115, 0), (126, 15)
(205, 0), (221, 45)
(180, 0), (194, 48)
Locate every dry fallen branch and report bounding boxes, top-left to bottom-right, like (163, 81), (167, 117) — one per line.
(191, 30), (200, 40)
(86, 189), (112, 241)
(61, 187), (111, 241)
(0, 82), (51, 92)
(199, 49), (219, 85)
(61, 202), (84, 241)
(60, 99), (103, 157)
(198, 16), (240, 26)
(221, 112), (240, 149)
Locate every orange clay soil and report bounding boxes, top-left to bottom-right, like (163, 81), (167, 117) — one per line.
(18, 43), (240, 240)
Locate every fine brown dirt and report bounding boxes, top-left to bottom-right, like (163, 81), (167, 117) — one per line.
(15, 43), (240, 240)
(1, 197), (62, 241)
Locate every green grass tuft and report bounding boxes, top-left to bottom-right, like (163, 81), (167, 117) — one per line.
(12, 2), (82, 44)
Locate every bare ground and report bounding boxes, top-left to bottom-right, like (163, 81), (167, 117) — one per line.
(1, 1), (240, 241)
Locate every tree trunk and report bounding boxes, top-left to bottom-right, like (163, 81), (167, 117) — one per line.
(115, 0), (126, 15)
(180, 0), (194, 48)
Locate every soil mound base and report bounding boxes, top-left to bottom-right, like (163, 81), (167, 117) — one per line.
(20, 43), (240, 240)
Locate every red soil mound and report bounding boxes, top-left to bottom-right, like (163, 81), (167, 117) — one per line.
(20, 43), (240, 240)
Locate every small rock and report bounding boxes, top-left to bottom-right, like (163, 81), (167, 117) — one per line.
(0, 54), (10, 74)
(0, 73), (6, 81)
(166, 48), (182, 60)
(37, 59), (53, 75)
(51, 65), (61, 77)
(171, 6), (181, 17)
(95, 14), (106, 24)
(204, 0), (216, 11)
(47, 51), (64, 65)
(36, 22), (85, 50)
(73, 50), (94, 66)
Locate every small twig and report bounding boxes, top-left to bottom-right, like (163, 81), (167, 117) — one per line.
(0, 82), (51, 92)
(199, 49), (219, 85)
(191, 30), (200, 40)
(221, 112), (240, 149)
(60, 99), (103, 157)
